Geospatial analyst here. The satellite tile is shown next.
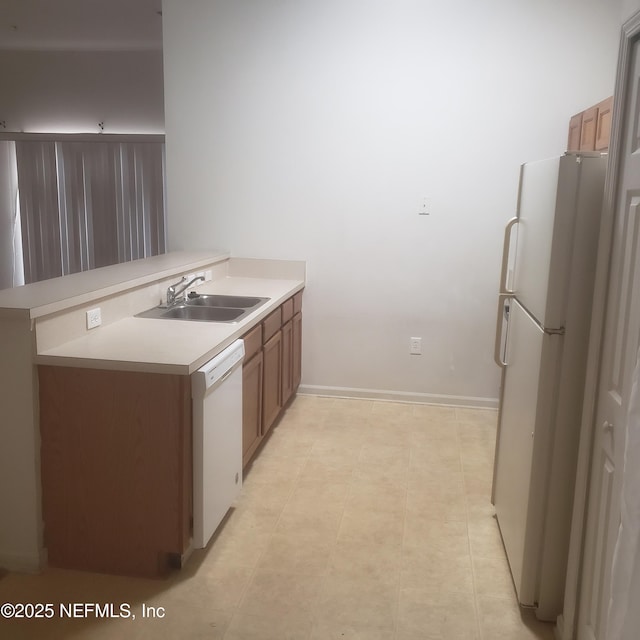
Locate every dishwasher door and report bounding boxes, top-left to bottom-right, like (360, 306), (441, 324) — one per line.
(191, 339), (244, 549)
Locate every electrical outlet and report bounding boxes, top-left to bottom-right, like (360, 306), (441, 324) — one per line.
(86, 308), (102, 330)
(410, 337), (422, 355)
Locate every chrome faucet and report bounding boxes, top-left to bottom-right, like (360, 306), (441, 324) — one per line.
(166, 275), (205, 306)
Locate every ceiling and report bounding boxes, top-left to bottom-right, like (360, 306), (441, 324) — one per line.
(0, 0), (163, 51)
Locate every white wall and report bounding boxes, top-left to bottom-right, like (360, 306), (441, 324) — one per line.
(163, 0), (621, 406)
(0, 50), (164, 134)
(0, 319), (41, 572)
(623, 0), (640, 20)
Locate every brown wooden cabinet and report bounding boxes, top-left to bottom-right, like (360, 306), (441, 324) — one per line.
(293, 310), (302, 391)
(38, 288), (304, 574)
(241, 323), (263, 467)
(39, 366), (192, 578)
(579, 105), (598, 151)
(242, 350), (263, 466)
(262, 330), (283, 435)
(594, 97), (613, 151)
(290, 290), (303, 395)
(567, 112), (583, 153)
(282, 318), (293, 406)
(261, 305), (283, 436)
(568, 96), (613, 152)
(280, 295), (294, 407)
(241, 289), (303, 468)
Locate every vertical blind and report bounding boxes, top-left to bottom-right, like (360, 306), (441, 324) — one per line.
(0, 140), (24, 289)
(15, 139), (166, 284)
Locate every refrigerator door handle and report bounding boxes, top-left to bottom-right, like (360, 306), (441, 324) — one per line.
(494, 293), (512, 368)
(500, 217), (519, 294)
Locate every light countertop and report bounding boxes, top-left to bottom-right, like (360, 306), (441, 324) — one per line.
(35, 276), (304, 375)
(0, 251), (229, 319)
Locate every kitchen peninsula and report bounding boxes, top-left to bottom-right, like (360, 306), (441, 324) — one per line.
(0, 251), (305, 577)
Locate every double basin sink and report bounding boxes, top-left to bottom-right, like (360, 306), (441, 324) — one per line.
(136, 294), (270, 323)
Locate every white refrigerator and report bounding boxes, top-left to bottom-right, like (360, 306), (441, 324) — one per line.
(492, 153), (607, 621)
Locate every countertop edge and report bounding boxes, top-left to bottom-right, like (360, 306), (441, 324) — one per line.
(29, 253), (230, 319)
(0, 251), (231, 318)
(36, 356), (192, 376)
(34, 281), (305, 375)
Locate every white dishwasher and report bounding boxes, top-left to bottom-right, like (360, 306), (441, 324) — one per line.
(191, 339), (244, 549)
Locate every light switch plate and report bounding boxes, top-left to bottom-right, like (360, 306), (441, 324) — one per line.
(419, 196), (431, 216)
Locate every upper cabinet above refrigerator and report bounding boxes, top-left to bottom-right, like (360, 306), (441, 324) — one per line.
(567, 96), (613, 153)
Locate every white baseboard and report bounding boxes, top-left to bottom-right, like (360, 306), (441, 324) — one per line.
(297, 384), (499, 410)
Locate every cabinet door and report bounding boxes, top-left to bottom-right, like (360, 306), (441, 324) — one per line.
(293, 311), (302, 391)
(39, 367), (191, 577)
(242, 351), (263, 467)
(579, 106), (598, 151)
(281, 319), (293, 406)
(595, 96), (613, 152)
(262, 331), (282, 435)
(568, 112), (583, 151)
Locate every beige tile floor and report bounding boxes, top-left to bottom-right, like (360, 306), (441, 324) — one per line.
(0, 395), (556, 639)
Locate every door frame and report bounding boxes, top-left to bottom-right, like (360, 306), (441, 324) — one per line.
(559, 10), (640, 640)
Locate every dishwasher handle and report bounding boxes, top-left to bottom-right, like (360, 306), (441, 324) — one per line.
(217, 367), (236, 386)
(193, 339), (245, 397)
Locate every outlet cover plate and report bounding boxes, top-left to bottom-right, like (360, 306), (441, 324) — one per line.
(86, 308), (102, 329)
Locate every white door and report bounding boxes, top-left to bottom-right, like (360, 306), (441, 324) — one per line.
(577, 38), (640, 640)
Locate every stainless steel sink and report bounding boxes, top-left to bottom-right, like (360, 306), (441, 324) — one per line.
(135, 294), (270, 323)
(185, 294), (269, 308)
(162, 305), (246, 322)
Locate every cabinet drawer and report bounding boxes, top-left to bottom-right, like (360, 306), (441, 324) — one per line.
(293, 290), (303, 315)
(262, 308), (282, 343)
(242, 324), (262, 361)
(282, 298), (294, 324)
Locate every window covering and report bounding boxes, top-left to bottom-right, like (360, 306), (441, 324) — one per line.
(15, 139), (165, 284)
